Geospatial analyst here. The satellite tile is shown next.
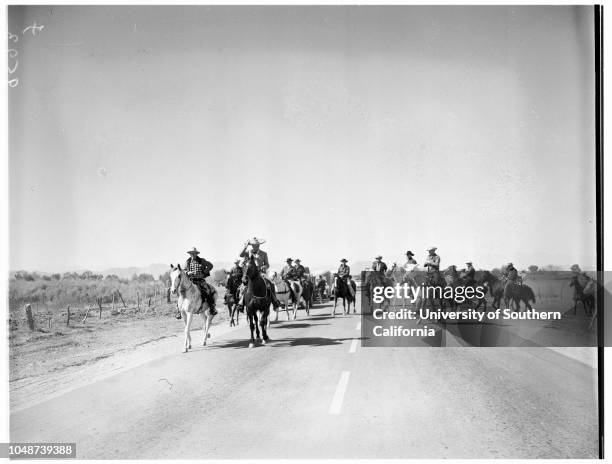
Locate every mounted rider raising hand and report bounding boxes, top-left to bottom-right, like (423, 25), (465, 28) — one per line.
(236, 237), (281, 311)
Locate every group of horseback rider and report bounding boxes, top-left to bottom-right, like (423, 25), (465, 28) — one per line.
(377, 246), (521, 292)
(233, 237), (313, 313)
(177, 240), (527, 318)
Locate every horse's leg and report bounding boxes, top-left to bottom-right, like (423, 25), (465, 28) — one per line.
(248, 313), (256, 348)
(254, 313), (261, 341)
(180, 307), (188, 352)
(184, 312), (193, 353)
(228, 303), (233, 327)
(343, 297), (347, 316)
(332, 295), (337, 317)
(273, 304), (279, 322)
(293, 291), (301, 320)
(259, 310), (269, 343)
(202, 310), (213, 346)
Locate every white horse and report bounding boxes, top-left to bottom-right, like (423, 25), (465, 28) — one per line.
(268, 270), (304, 321)
(169, 264), (215, 353)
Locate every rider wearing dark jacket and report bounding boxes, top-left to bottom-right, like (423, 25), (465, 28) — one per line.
(293, 259), (306, 280)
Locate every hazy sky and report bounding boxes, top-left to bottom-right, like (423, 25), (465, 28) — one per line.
(8, 6), (596, 272)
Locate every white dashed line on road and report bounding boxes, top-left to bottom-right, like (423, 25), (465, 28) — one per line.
(348, 339), (358, 354)
(329, 371), (351, 415)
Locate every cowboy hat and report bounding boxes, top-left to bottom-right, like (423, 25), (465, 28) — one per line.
(466, 261), (473, 265)
(286, 258), (293, 262)
(340, 258), (348, 263)
(187, 247), (200, 255)
(375, 255), (383, 260)
(507, 262), (514, 266)
(427, 247), (437, 251)
(295, 259), (301, 263)
(406, 250), (414, 256)
(248, 237), (266, 245)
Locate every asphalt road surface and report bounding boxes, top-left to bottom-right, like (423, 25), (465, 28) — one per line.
(10, 295), (599, 459)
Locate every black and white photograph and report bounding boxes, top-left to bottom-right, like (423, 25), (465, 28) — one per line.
(3, 3), (605, 460)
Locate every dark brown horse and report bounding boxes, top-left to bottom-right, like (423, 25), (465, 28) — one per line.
(242, 255), (271, 348)
(479, 271), (504, 309)
(299, 277), (314, 314)
(331, 274), (356, 316)
(570, 274), (595, 316)
(224, 271), (242, 327)
(479, 271), (535, 311)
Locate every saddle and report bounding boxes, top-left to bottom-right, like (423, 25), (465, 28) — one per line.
(274, 280), (291, 294)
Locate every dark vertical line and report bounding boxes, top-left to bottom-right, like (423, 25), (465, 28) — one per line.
(595, 4), (604, 460)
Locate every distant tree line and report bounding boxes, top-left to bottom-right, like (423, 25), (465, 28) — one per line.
(11, 271), (160, 283)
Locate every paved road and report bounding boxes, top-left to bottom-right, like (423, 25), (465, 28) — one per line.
(10, 296), (599, 459)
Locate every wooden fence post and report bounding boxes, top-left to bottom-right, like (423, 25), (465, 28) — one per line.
(24, 304), (35, 331)
(115, 289), (127, 310)
(66, 306), (71, 327)
(98, 298), (103, 319)
(82, 305), (91, 323)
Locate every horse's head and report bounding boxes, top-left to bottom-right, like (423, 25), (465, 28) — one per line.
(169, 263), (183, 295)
(244, 255), (259, 283)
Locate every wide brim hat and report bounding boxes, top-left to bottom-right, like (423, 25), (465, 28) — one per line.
(427, 247), (437, 251)
(248, 237), (266, 245)
(187, 247), (200, 255)
(406, 250), (414, 256)
(295, 259), (301, 263)
(375, 255), (383, 260)
(466, 261), (473, 265)
(340, 258), (348, 262)
(286, 258), (293, 262)
(507, 262), (514, 266)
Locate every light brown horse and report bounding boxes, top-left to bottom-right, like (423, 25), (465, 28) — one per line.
(170, 264), (215, 353)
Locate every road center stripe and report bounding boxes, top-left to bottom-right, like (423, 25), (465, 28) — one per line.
(348, 339), (358, 354)
(329, 371), (351, 415)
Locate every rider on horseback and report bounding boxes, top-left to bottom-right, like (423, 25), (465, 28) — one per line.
(334, 258), (355, 297)
(176, 247), (217, 318)
(402, 251), (418, 287)
(229, 259), (243, 280)
(372, 255), (388, 273)
(424, 247), (440, 283)
(293, 259), (306, 280)
(235, 237), (281, 312)
(502, 262), (519, 293)
(463, 261), (476, 286)
(225, 259), (243, 307)
(281, 258), (299, 302)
